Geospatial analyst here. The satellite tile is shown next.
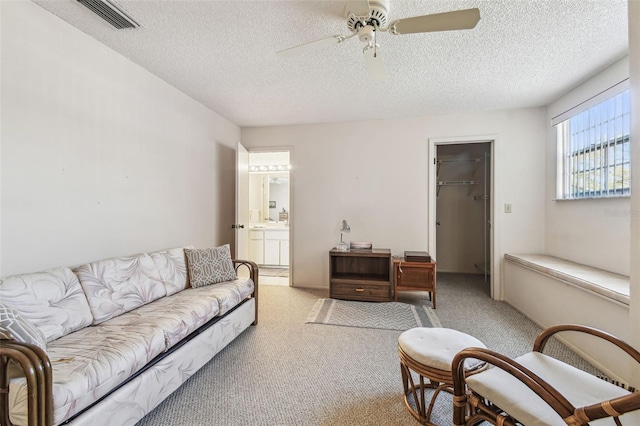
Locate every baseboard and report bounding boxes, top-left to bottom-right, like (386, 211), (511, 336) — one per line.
(437, 269), (485, 275)
(292, 284), (327, 290)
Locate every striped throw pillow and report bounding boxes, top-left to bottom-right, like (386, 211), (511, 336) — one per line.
(185, 245), (236, 288)
(0, 303), (47, 350)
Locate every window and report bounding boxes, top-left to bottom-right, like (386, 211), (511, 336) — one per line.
(556, 89), (631, 199)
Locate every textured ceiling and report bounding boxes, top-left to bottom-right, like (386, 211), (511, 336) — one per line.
(32, 0), (629, 127)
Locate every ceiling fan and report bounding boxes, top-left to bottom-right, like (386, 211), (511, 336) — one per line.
(276, 0), (480, 81)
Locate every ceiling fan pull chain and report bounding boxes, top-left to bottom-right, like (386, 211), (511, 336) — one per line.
(374, 29), (377, 58)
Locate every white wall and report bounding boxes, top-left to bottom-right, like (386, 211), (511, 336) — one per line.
(242, 108), (546, 291)
(505, 55), (634, 382)
(628, 0), (640, 388)
(545, 57), (630, 276)
(0, 1), (240, 276)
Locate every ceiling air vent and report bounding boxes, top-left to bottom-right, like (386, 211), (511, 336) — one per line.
(77, 0), (140, 29)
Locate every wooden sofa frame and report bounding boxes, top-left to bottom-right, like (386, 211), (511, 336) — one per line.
(0, 259), (258, 426)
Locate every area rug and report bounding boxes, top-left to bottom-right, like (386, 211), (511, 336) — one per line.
(305, 298), (441, 331)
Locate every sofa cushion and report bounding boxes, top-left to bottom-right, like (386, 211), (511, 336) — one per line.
(187, 277), (254, 316)
(0, 303), (48, 350)
(8, 324), (166, 426)
(185, 245), (236, 288)
(75, 253), (167, 324)
(104, 291), (220, 348)
(149, 247), (189, 296)
(24, 298), (257, 426)
(0, 267), (94, 342)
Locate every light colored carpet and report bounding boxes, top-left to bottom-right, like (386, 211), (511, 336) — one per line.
(136, 273), (601, 426)
(306, 298), (441, 330)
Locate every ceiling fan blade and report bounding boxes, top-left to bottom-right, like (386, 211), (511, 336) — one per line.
(363, 45), (386, 81)
(389, 8), (480, 35)
(276, 35), (344, 58)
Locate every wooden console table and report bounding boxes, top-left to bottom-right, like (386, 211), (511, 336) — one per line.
(329, 249), (391, 302)
(393, 257), (437, 308)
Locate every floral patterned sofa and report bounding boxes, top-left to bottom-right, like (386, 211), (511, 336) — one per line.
(0, 245), (258, 426)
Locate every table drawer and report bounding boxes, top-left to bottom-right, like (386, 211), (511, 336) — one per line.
(330, 281), (390, 301)
(264, 230), (289, 240)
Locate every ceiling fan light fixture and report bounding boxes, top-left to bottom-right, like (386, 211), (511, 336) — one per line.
(358, 25), (375, 43)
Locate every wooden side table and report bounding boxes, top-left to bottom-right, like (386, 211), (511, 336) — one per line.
(393, 257), (437, 308)
(329, 249), (392, 302)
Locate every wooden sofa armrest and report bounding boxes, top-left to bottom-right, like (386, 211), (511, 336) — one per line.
(451, 347), (575, 425)
(232, 259), (258, 285)
(533, 324), (640, 366)
(232, 259), (259, 325)
(0, 339), (53, 426)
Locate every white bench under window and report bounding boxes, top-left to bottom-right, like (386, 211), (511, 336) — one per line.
(504, 254), (629, 306)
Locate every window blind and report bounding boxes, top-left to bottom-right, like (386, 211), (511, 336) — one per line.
(551, 79), (629, 127)
(556, 89), (631, 199)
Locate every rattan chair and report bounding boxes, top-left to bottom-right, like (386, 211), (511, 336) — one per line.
(451, 324), (640, 426)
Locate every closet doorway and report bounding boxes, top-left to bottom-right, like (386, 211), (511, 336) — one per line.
(430, 139), (493, 291)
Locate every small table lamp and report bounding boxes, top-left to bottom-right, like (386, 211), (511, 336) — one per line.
(336, 220), (350, 251)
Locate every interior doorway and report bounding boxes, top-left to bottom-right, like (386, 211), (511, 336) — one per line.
(435, 143), (491, 279)
(428, 135), (502, 300)
(247, 150), (291, 286)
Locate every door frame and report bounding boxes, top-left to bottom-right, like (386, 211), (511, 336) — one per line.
(246, 146), (293, 287)
(428, 135), (500, 299)
(235, 141), (250, 262)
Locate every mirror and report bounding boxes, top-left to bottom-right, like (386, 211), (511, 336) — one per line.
(249, 172), (289, 224)
(268, 174), (289, 223)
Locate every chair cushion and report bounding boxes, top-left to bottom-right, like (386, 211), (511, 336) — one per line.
(75, 253), (167, 324)
(398, 327), (486, 371)
(465, 351), (639, 426)
(185, 245), (236, 288)
(0, 267), (94, 342)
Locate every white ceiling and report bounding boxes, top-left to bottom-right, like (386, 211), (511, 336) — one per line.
(32, 0), (629, 127)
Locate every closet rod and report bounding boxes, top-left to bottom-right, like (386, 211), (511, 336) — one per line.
(437, 180), (479, 186)
(436, 158), (484, 164)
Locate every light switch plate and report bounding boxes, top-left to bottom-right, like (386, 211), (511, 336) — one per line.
(505, 203), (512, 213)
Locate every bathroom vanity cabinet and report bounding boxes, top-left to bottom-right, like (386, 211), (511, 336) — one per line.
(249, 228), (289, 266)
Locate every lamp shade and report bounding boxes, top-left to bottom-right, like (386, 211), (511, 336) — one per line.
(336, 220), (351, 251)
